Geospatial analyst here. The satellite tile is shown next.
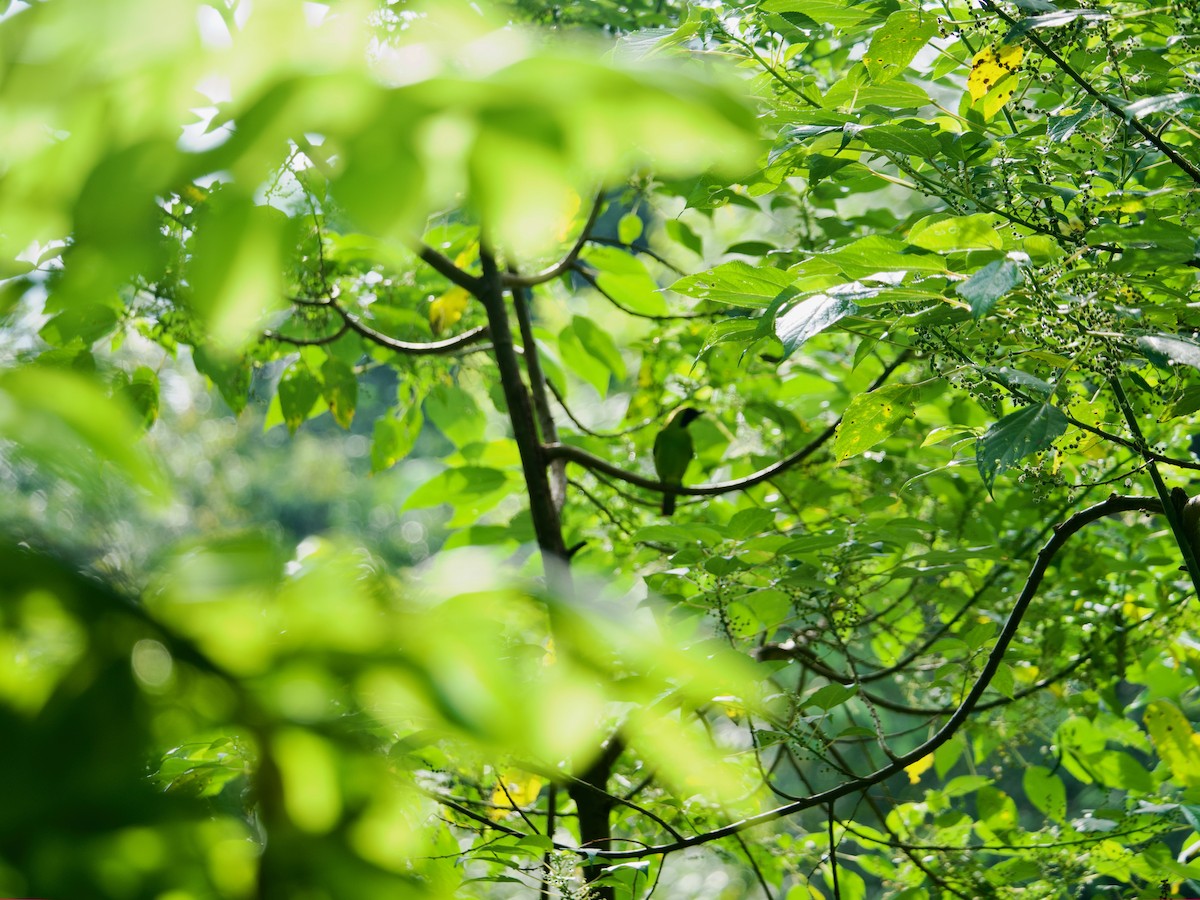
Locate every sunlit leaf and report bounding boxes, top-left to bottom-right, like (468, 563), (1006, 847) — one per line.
(1145, 700), (1200, 788)
(967, 44), (1023, 117)
(1138, 334), (1200, 370)
(834, 384), (919, 461)
(775, 286), (863, 358)
(864, 11), (938, 84)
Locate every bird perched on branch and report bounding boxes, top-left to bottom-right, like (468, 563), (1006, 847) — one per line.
(653, 407), (702, 516)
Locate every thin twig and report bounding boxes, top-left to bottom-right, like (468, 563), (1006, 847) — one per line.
(502, 190), (606, 288)
(575, 494), (1165, 860)
(982, 0), (1200, 185)
(543, 352), (910, 499)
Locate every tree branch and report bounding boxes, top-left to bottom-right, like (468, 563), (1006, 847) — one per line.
(512, 276), (566, 512)
(501, 191), (606, 289)
(414, 242), (484, 293)
(262, 320), (350, 346)
(573, 264), (704, 321)
(982, 0), (1200, 185)
(543, 352), (910, 500)
(585, 235), (684, 274)
(580, 494), (1163, 860)
(305, 297), (490, 355)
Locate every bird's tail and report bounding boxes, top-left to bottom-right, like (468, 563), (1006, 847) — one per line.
(661, 493), (676, 516)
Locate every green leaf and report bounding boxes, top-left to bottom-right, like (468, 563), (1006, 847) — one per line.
(1137, 334), (1200, 370)
(977, 785), (1018, 833)
(823, 66), (931, 110)
(957, 259), (1024, 318)
(186, 195), (300, 346)
(670, 261), (794, 308)
(1022, 768), (1070, 830)
(700, 318), (761, 356)
(908, 214), (1001, 252)
(761, 0), (876, 29)
(725, 240), (777, 256)
(372, 404), (423, 473)
(811, 236), (947, 279)
(1023, 766), (1067, 823)
(861, 123), (940, 158)
(1003, 8), (1110, 43)
(1122, 92), (1200, 120)
(572, 315), (627, 381)
(727, 508), (777, 539)
(617, 212), (643, 244)
(1145, 700), (1200, 789)
(1047, 100), (1103, 142)
(1168, 384), (1200, 418)
(425, 383), (486, 447)
(39, 295), (122, 347)
(122, 365), (160, 429)
(664, 219), (703, 256)
(990, 661), (1014, 697)
(1089, 220), (1198, 264)
(559, 322), (613, 396)
(864, 11), (938, 84)
(192, 345), (251, 415)
(320, 357), (357, 430)
(775, 284), (868, 358)
(943, 775), (992, 797)
(404, 466), (513, 510)
(834, 384), (918, 461)
(803, 683), (858, 711)
(981, 365), (1053, 400)
(277, 365), (321, 435)
(581, 245), (668, 316)
(975, 402), (1068, 495)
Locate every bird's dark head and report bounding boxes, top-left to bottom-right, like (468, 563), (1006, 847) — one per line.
(672, 407), (702, 428)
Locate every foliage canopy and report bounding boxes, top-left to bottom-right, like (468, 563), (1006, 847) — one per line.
(4, 0), (1200, 897)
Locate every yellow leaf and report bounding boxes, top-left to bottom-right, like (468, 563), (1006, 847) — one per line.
(967, 44), (1023, 117)
(556, 190), (582, 242)
(429, 286), (470, 335)
(1145, 699), (1200, 788)
(181, 184), (208, 206)
(453, 242), (478, 271)
(489, 769), (544, 821)
(904, 753), (934, 785)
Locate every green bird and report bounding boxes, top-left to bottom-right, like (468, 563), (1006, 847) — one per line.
(653, 407), (702, 516)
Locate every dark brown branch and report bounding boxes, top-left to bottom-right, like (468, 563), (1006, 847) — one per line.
(414, 243), (484, 293)
(585, 235), (684, 275)
(512, 276), (566, 511)
(421, 789), (528, 838)
(543, 352), (910, 500)
(262, 319), (350, 346)
(309, 297), (490, 355)
(572, 264), (704, 321)
(478, 246), (564, 559)
(579, 494), (1164, 860)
